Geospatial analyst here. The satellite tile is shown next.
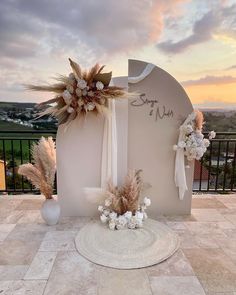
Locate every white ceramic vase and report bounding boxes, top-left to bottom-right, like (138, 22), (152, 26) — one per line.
(41, 198), (61, 225)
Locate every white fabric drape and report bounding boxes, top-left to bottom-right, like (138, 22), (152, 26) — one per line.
(175, 112), (195, 200)
(101, 99), (117, 188)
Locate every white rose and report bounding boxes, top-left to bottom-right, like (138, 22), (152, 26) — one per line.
(67, 106), (74, 113)
(77, 79), (87, 89)
(100, 214), (107, 223)
(98, 205), (103, 212)
(128, 221), (136, 229)
(77, 99), (84, 107)
(109, 220), (116, 230)
(203, 139), (210, 147)
(124, 211), (132, 220)
(96, 81), (104, 90)
(86, 102), (95, 111)
(75, 88), (82, 97)
(143, 197), (151, 207)
(105, 198), (112, 207)
(62, 90), (72, 104)
(209, 131), (216, 139)
(66, 85), (74, 94)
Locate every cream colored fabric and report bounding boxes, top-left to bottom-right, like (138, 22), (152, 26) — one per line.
(101, 99), (117, 187)
(75, 218), (179, 269)
(175, 112), (195, 200)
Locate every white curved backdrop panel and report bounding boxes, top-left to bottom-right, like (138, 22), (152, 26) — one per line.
(128, 59), (194, 215)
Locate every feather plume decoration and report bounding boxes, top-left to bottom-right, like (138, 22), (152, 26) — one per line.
(18, 137), (56, 199)
(195, 110), (204, 131)
(106, 170), (143, 215)
(26, 58), (133, 126)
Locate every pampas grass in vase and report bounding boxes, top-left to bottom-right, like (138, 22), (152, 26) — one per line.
(18, 137), (60, 225)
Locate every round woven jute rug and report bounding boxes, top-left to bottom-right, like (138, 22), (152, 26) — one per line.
(75, 218), (179, 269)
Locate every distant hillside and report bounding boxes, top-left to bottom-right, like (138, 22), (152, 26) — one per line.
(0, 101), (36, 111)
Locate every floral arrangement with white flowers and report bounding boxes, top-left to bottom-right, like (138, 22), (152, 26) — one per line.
(173, 110), (216, 161)
(98, 170), (151, 230)
(26, 58), (132, 125)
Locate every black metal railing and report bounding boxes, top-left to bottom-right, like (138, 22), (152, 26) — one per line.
(0, 130), (57, 194)
(193, 132), (236, 193)
(0, 130), (235, 194)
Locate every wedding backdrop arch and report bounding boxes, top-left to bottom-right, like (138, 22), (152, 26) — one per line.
(56, 59), (194, 217)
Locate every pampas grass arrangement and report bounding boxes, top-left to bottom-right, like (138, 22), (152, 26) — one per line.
(106, 170), (143, 215)
(26, 58), (132, 125)
(18, 137), (56, 199)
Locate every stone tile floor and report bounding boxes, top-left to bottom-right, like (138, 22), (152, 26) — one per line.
(0, 194), (236, 294)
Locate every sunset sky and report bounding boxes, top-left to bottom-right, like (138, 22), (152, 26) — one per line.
(0, 0), (236, 108)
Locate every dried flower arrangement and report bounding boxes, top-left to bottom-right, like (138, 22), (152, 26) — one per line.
(18, 137), (56, 199)
(173, 110), (216, 161)
(26, 58), (131, 125)
(98, 170), (151, 230)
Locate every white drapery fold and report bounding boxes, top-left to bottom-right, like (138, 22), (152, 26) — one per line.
(174, 112), (194, 200)
(101, 99), (118, 188)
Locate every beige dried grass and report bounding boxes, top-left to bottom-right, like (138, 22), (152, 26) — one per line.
(18, 137), (56, 199)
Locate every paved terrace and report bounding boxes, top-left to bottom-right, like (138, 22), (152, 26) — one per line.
(0, 194), (236, 294)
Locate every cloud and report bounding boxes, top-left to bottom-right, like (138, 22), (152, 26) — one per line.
(0, 0), (185, 62)
(225, 65), (236, 70)
(157, 11), (220, 53)
(181, 75), (236, 86)
(157, 3), (236, 54)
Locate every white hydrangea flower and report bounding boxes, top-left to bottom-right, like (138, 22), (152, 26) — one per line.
(62, 90), (72, 104)
(100, 214), (107, 223)
(77, 79), (87, 89)
(98, 205), (103, 212)
(109, 220), (116, 230)
(178, 141), (186, 149)
(143, 197), (151, 207)
(96, 81), (104, 90)
(186, 124), (193, 134)
(209, 131), (216, 139)
(67, 106), (74, 113)
(124, 211), (132, 219)
(104, 198), (112, 207)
